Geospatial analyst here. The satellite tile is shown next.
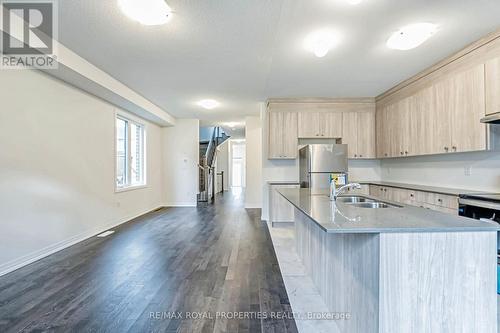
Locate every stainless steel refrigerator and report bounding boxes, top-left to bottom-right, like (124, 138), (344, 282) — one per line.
(299, 144), (348, 194)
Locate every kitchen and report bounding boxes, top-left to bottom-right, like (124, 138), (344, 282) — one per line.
(265, 21), (500, 333)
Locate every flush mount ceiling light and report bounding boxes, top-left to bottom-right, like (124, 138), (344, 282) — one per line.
(387, 23), (438, 50)
(118, 0), (172, 26)
(197, 99), (220, 110)
(304, 30), (339, 58)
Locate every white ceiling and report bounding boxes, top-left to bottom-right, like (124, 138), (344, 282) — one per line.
(57, 0), (500, 128)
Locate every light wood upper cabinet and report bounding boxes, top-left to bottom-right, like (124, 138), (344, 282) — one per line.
(410, 87), (434, 156)
(486, 57), (500, 116)
(376, 65), (487, 158)
(298, 112), (320, 138)
(376, 105), (389, 158)
(429, 78), (453, 154)
(268, 110), (298, 159)
(356, 110), (376, 158)
(298, 111), (342, 138)
(449, 65), (486, 153)
(322, 112), (343, 138)
(342, 111), (358, 158)
(344, 109), (376, 158)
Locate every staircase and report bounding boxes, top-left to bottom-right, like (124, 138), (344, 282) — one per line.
(198, 127), (230, 203)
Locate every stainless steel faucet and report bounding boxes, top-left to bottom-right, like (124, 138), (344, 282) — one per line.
(331, 183), (362, 201)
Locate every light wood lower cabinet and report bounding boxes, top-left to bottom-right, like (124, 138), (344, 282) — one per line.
(369, 185), (458, 215)
(269, 184), (299, 223)
(345, 184), (370, 195)
(268, 110), (298, 159)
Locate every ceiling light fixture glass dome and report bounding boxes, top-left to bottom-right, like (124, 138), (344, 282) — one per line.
(118, 0), (172, 26)
(304, 30), (339, 58)
(386, 23), (438, 50)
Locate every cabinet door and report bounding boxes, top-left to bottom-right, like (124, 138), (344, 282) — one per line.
(376, 106), (390, 158)
(270, 185), (298, 222)
(395, 98), (411, 157)
(321, 112), (343, 138)
(450, 65), (486, 153)
(342, 111), (358, 158)
(486, 57), (500, 116)
(357, 110), (376, 158)
(430, 78), (453, 154)
(410, 87), (434, 156)
(298, 112), (321, 138)
(282, 111), (299, 158)
(268, 111), (298, 159)
(385, 103), (398, 158)
(268, 111), (283, 159)
(370, 185), (383, 198)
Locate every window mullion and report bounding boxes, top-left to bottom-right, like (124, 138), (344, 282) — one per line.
(127, 121), (132, 186)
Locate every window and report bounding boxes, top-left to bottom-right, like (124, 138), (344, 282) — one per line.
(116, 115), (146, 189)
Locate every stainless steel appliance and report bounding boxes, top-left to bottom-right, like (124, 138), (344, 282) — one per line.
(459, 193), (500, 294)
(299, 144), (348, 194)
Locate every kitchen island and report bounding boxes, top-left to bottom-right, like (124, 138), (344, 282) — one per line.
(278, 188), (499, 333)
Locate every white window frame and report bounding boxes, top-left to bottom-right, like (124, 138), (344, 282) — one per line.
(115, 113), (147, 192)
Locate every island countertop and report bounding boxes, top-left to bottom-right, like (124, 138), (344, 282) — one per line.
(278, 188), (500, 233)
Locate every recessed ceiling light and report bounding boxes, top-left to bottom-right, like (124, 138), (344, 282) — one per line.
(347, 0), (363, 5)
(198, 99), (219, 110)
(387, 23), (438, 50)
(304, 30), (339, 58)
(118, 0), (172, 26)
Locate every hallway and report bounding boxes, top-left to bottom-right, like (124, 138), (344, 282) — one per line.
(0, 191), (297, 333)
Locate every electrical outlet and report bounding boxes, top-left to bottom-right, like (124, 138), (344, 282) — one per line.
(464, 166), (472, 176)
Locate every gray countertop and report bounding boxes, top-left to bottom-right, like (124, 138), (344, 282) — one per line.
(278, 188), (500, 233)
(354, 180), (483, 196)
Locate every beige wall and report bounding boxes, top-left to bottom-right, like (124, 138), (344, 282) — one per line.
(245, 116), (262, 208)
(163, 119), (200, 207)
(0, 70), (164, 275)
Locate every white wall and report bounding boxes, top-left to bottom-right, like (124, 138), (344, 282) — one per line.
(216, 140), (229, 192)
(163, 119), (199, 206)
(0, 70), (165, 276)
(245, 116), (262, 208)
(380, 151), (500, 192)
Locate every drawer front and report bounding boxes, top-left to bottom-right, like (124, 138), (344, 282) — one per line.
(433, 193), (458, 210)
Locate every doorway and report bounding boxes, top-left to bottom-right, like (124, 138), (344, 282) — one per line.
(230, 141), (246, 190)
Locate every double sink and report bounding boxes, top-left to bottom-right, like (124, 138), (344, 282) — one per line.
(336, 196), (402, 209)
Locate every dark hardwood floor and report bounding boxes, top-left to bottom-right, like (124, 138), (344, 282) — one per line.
(0, 189), (297, 333)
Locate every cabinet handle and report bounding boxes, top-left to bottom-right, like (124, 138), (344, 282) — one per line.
(444, 147), (449, 152)
(359, 154), (363, 157)
(354, 154), (357, 157)
(405, 151), (408, 155)
(400, 151), (404, 156)
(452, 146), (457, 151)
(384, 153), (388, 157)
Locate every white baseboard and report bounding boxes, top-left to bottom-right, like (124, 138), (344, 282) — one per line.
(0, 205), (164, 277)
